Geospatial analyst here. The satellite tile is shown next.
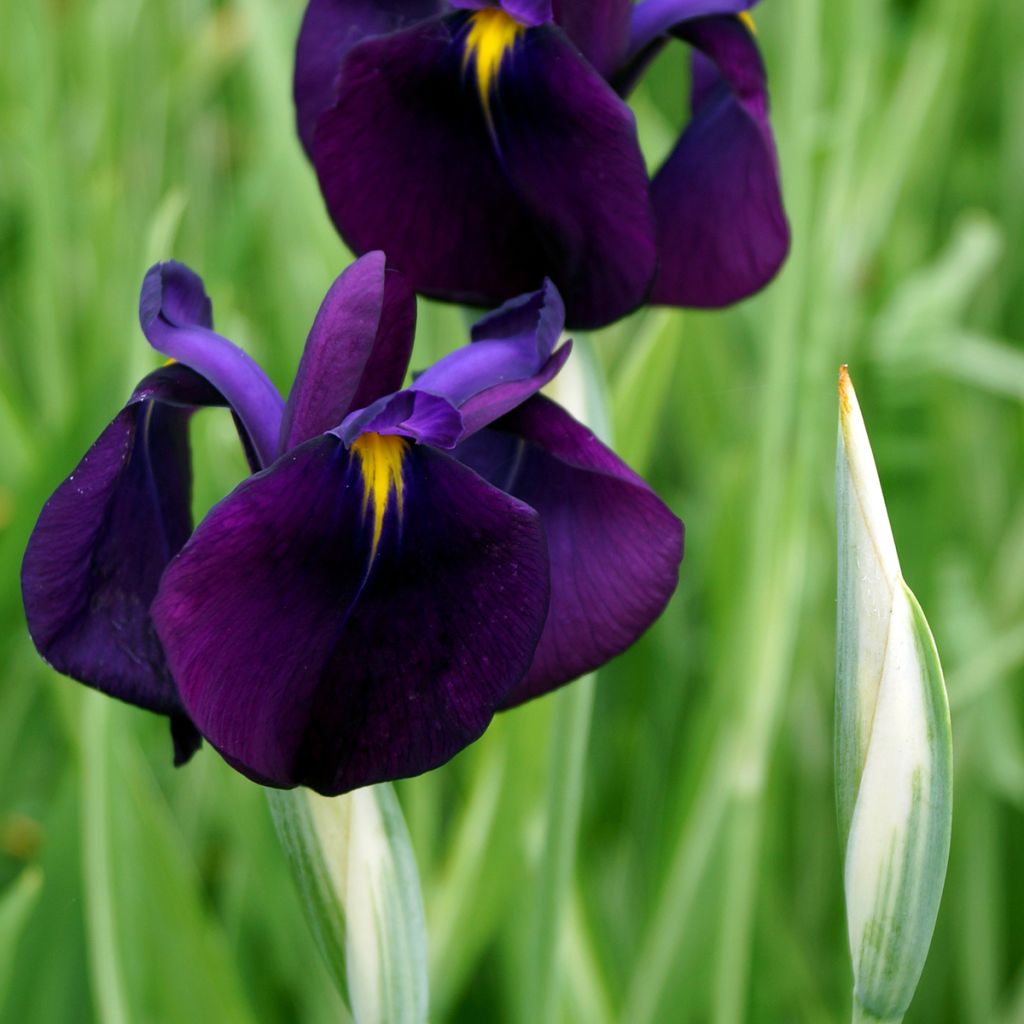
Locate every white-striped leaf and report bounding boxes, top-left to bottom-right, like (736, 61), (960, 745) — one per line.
(267, 785), (428, 1024)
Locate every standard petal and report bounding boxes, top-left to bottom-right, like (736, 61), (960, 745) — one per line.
(310, 17), (656, 329)
(280, 253), (416, 450)
(625, 0), (757, 60)
(152, 436), (549, 794)
(455, 395), (683, 705)
(648, 16), (789, 307)
(338, 279), (571, 443)
(139, 262), (285, 467)
(294, 0), (446, 155)
(21, 364), (223, 764)
(551, 0), (631, 78)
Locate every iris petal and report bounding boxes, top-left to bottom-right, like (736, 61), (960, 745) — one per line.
(552, 0), (631, 78)
(152, 436), (549, 794)
(625, 0), (758, 61)
(455, 395), (683, 705)
(21, 364), (226, 764)
(309, 17), (656, 329)
(648, 15), (789, 307)
(280, 252), (416, 450)
(450, 0), (553, 26)
(139, 262), (285, 467)
(294, 0), (446, 156)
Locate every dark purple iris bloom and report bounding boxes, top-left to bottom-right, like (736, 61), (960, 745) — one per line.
(22, 253), (682, 794)
(294, 0), (789, 330)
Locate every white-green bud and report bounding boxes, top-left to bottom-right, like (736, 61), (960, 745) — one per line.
(267, 785), (428, 1024)
(835, 367), (953, 1024)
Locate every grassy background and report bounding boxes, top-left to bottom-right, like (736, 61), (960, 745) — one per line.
(2, 0), (1023, 1021)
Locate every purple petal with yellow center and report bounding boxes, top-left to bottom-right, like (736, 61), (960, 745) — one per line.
(455, 395), (683, 705)
(309, 15), (656, 329)
(152, 434), (549, 794)
(280, 251), (416, 450)
(294, 0), (446, 156)
(648, 15), (788, 307)
(21, 363), (228, 765)
(140, 262), (285, 467)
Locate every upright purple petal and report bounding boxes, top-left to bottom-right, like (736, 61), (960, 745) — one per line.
(310, 17), (657, 329)
(552, 0), (631, 78)
(294, 0), (446, 155)
(337, 279), (571, 444)
(21, 364), (226, 765)
(153, 436), (549, 794)
(455, 395), (683, 705)
(625, 0), (757, 61)
(140, 262), (285, 467)
(280, 252), (416, 450)
(649, 16), (789, 307)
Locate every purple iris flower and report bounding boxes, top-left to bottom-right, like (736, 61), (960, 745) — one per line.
(294, 0), (789, 330)
(22, 253), (682, 794)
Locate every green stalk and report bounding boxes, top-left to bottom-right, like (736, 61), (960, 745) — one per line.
(80, 692), (130, 1024)
(523, 677), (596, 1024)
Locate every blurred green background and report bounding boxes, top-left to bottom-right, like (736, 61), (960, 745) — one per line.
(1, 0), (1023, 1021)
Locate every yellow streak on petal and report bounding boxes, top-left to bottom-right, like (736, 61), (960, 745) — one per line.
(351, 432), (407, 562)
(463, 10), (525, 123)
(738, 11), (757, 34)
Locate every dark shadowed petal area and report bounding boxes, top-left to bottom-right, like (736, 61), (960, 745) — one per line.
(294, 0), (446, 156)
(139, 262), (284, 468)
(153, 436), (549, 794)
(312, 18), (548, 310)
(455, 395), (683, 706)
(21, 364), (226, 765)
(488, 26), (657, 328)
(625, 0), (757, 60)
(552, 0), (631, 78)
(280, 253), (416, 450)
(311, 18), (656, 329)
(649, 16), (788, 307)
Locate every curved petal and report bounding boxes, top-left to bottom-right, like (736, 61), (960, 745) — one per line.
(551, 0), (631, 78)
(152, 436), (549, 794)
(310, 17), (656, 329)
(335, 389), (465, 448)
(140, 262), (285, 467)
(455, 395), (683, 705)
(21, 364), (224, 765)
(294, 0), (446, 156)
(450, 0), (552, 25)
(337, 279), (571, 444)
(625, 0), (757, 61)
(649, 16), (789, 307)
(280, 252), (416, 450)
